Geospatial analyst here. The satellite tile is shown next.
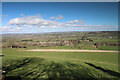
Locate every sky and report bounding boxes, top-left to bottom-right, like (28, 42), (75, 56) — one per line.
(1, 2), (118, 33)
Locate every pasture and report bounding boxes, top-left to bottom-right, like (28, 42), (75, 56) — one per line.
(1, 31), (119, 79)
(2, 48), (119, 79)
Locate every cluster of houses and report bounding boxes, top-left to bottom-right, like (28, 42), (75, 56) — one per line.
(2, 45), (27, 49)
(4, 36), (119, 49)
(2, 35), (119, 49)
(2, 38), (94, 49)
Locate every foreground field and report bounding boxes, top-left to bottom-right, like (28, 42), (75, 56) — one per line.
(2, 49), (119, 80)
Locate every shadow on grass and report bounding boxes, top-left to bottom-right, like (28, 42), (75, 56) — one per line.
(2, 58), (31, 77)
(0, 55), (4, 57)
(2, 58), (118, 80)
(85, 62), (120, 78)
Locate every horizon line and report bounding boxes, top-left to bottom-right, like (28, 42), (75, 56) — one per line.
(1, 30), (119, 34)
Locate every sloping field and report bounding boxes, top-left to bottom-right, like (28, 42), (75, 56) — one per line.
(2, 49), (119, 79)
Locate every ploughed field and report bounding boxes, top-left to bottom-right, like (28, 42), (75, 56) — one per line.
(2, 48), (119, 80)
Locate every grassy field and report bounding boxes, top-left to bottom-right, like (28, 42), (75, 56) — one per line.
(2, 31), (119, 79)
(99, 46), (118, 51)
(2, 48), (119, 79)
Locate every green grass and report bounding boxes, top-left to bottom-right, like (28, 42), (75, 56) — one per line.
(39, 46), (74, 49)
(2, 48), (119, 79)
(77, 42), (97, 50)
(87, 37), (118, 42)
(38, 42), (97, 50)
(99, 46), (119, 51)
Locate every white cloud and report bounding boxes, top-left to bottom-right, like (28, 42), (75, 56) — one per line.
(50, 15), (64, 20)
(8, 15), (68, 28)
(0, 26), (10, 32)
(5, 14), (117, 33)
(56, 15), (64, 20)
(9, 27), (21, 32)
(0, 26), (22, 33)
(66, 20), (84, 24)
(50, 17), (55, 20)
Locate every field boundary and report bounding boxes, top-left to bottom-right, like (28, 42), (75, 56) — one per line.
(24, 49), (118, 52)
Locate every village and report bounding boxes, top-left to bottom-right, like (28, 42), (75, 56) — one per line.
(2, 37), (94, 49)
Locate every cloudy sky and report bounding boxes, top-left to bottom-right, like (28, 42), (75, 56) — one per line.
(1, 2), (118, 33)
